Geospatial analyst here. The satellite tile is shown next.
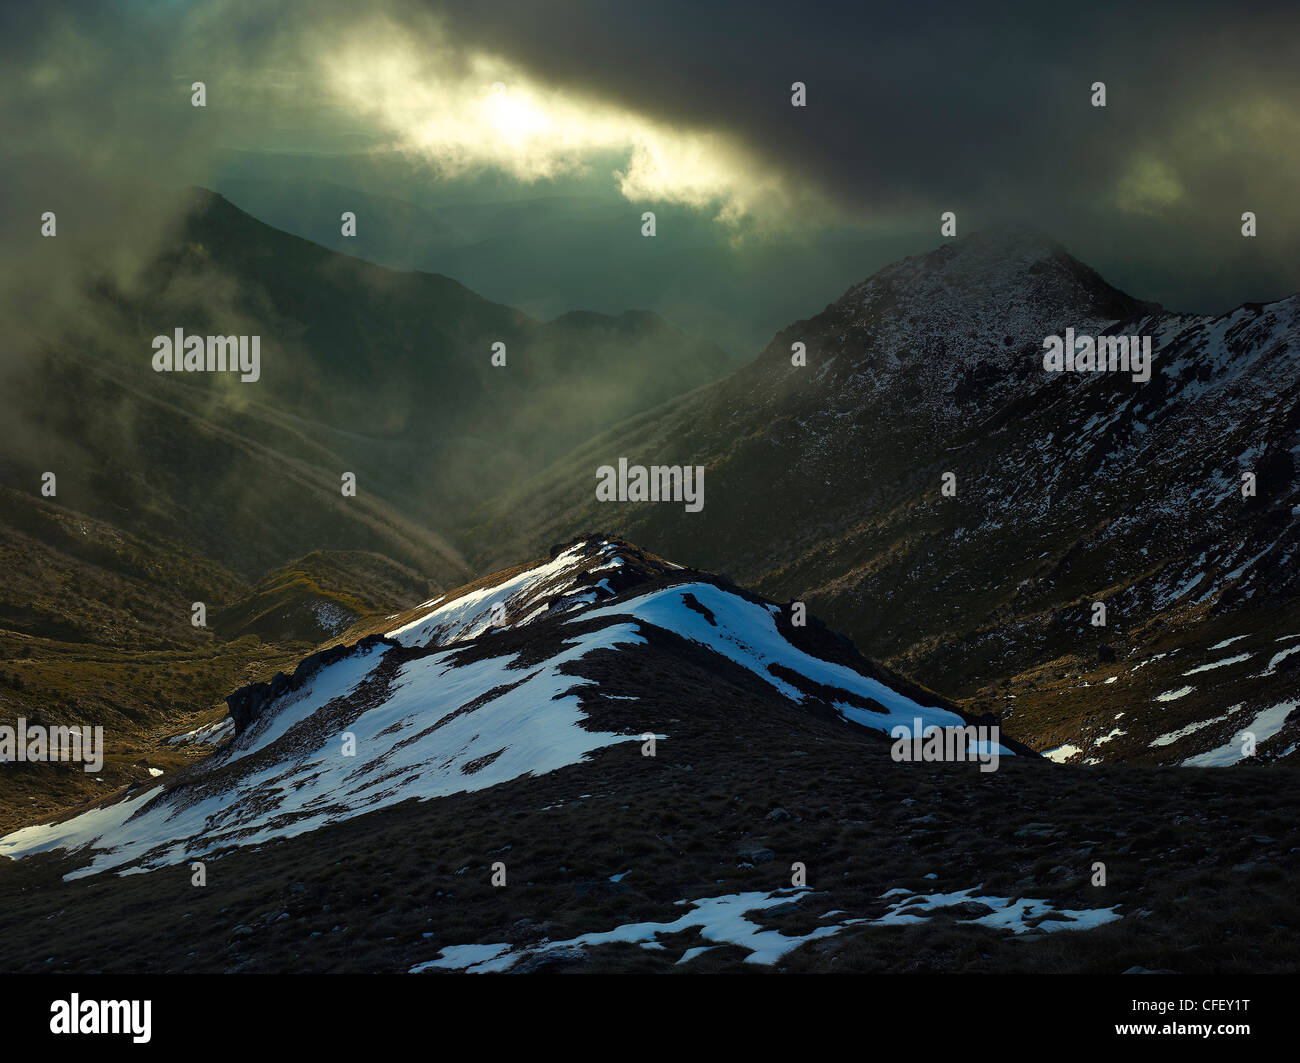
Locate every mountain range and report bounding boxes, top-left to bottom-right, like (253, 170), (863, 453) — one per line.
(2, 197), (1298, 974)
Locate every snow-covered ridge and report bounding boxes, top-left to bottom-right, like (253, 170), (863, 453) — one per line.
(1, 537), (1001, 880)
(385, 539), (624, 648)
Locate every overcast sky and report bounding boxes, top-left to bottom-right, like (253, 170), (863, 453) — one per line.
(3, 0), (1298, 315)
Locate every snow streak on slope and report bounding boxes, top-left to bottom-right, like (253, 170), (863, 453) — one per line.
(573, 583), (1015, 754)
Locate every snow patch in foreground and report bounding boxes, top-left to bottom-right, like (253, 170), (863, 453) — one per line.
(410, 883), (1121, 972)
(413, 888), (840, 971)
(874, 886), (1121, 933)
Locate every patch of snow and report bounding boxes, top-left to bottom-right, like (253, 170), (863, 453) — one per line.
(165, 717), (234, 747)
(1256, 644), (1300, 677)
(1150, 705), (1244, 747)
(675, 946), (714, 964)
(1182, 700), (1299, 767)
(1156, 686), (1194, 702)
(410, 943), (515, 973)
(1182, 653), (1252, 676)
(869, 886), (1121, 934)
(407, 881), (1121, 973)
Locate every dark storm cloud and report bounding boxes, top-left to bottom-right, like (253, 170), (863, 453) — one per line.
(417, 0), (1297, 211)
(406, 0), (1300, 308)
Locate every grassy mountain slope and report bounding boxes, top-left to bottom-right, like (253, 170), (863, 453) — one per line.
(2, 187), (732, 580)
(0, 483), (439, 832)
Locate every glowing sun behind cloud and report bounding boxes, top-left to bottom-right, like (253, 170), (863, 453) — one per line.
(316, 19), (821, 231)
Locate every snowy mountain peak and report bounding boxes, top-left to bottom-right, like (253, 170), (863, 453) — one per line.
(381, 536), (675, 650)
(839, 227), (1157, 343)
